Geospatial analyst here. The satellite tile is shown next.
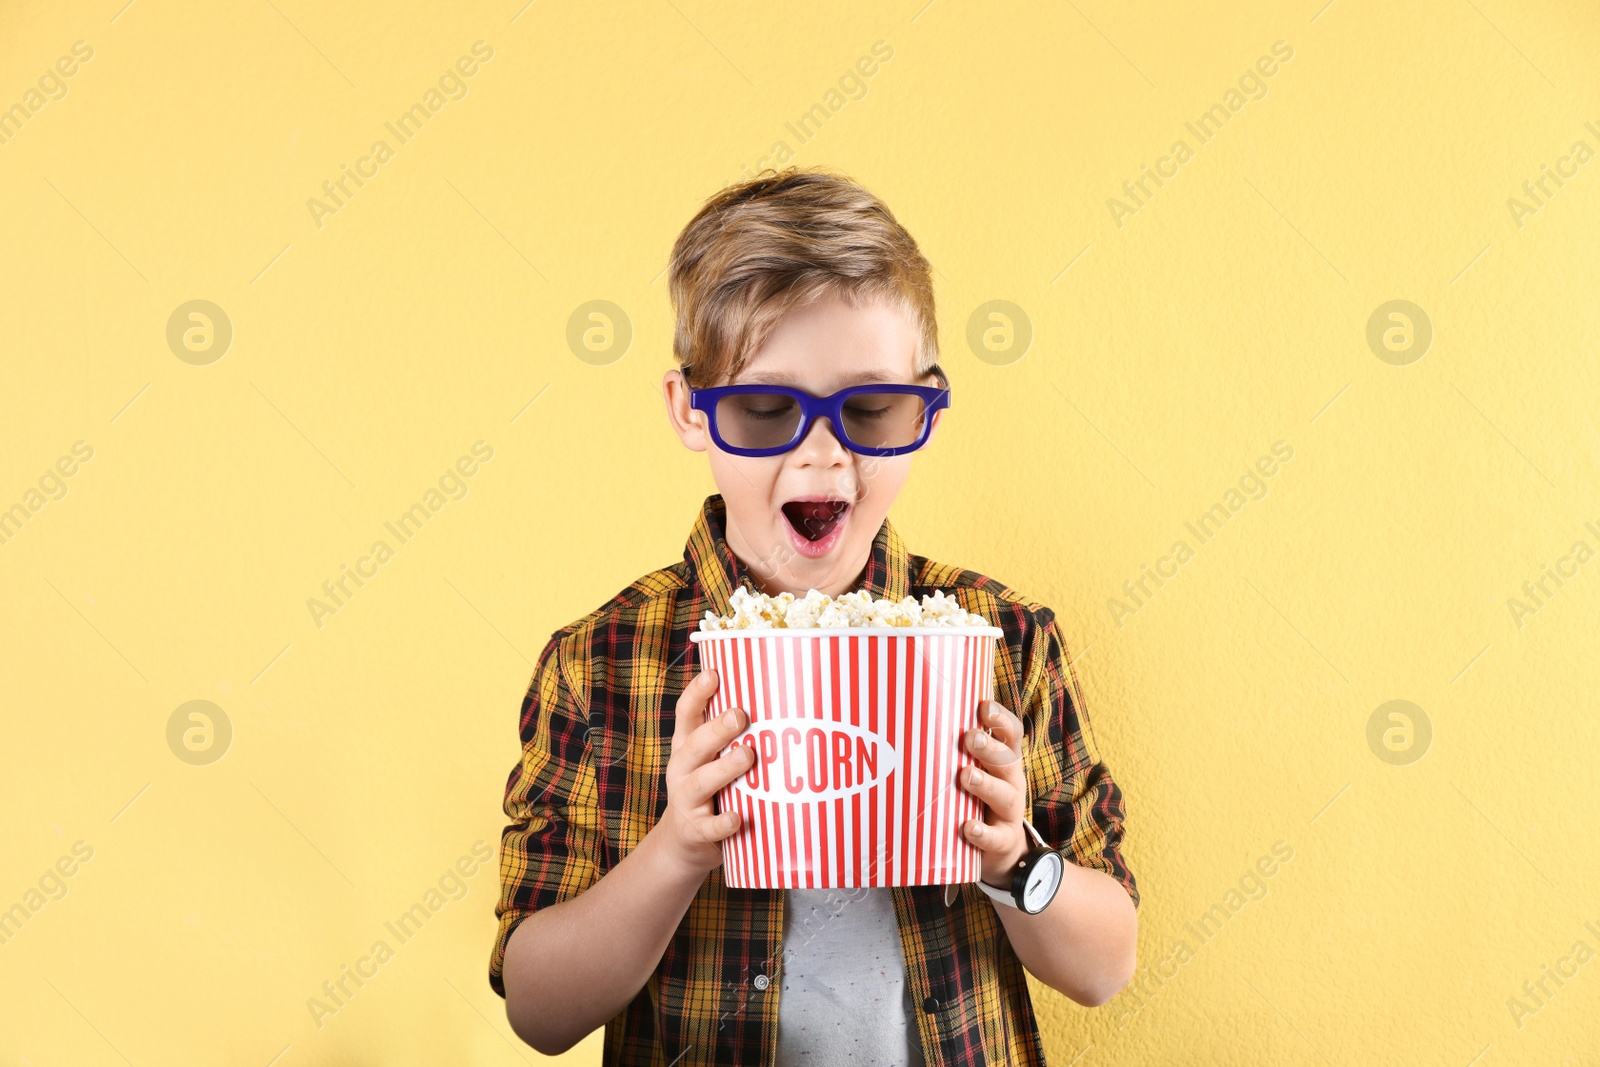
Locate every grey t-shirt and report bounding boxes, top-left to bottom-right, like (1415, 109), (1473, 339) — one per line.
(774, 887), (928, 1066)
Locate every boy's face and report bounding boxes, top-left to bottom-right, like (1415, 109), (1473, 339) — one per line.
(663, 292), (942, 599)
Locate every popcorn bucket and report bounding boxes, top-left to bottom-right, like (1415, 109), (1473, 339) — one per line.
(687, 626), (1003, 888)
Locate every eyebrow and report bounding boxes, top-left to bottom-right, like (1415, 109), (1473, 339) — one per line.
(734, 370), (903, 387)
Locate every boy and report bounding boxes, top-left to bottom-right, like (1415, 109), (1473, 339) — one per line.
(491, 167), (1138, 1065)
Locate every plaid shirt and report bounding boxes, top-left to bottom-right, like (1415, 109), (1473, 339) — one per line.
(490, 493), (1138, 1065)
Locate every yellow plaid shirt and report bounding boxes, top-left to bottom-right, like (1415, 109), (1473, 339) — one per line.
(490, 493), (1138, 1065)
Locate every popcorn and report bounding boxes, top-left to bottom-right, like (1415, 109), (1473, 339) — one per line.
(698, 585), (990, 631)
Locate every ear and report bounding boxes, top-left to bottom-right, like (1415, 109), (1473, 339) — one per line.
(663, 368), (709, 452)
(925, 406), (945, 447)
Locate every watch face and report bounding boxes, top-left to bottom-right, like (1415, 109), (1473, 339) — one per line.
(1022, 852), (1065, 913)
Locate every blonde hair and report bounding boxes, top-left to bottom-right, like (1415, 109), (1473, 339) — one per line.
(667, 166), (942, 389)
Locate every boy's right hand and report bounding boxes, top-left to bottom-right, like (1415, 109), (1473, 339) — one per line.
(657, 668), (754, 879)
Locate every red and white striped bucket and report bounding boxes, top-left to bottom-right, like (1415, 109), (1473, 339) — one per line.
(687, 626), (1003, 888)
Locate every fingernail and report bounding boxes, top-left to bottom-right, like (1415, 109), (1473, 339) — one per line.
(969, 767), (982, 785)
(701, 671), (717, 688)
(970, 823), (984, 837)
(988, 704), (1001, 722)
(972, 731), (987, 749)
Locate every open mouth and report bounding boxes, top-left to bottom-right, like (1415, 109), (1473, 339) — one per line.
(780, 498), (851, 551)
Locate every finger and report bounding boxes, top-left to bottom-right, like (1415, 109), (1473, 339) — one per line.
(673, 798), (741, 847)
(664, 768), (730, 845)
(671, 669), (720, 750)
(684, 740), (755, 805)
(963, 817), (1020, 852)
(690, 807), (743, 844)
(686, 702), (749, 769)
(957, 762), (1023, 820)
(706, 808), (742, 841)
(670, 670), (719, 751)
(978, 700), (1025, 756)
(966, 725), (1023, 773)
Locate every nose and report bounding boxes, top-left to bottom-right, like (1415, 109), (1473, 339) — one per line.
(791, 413), (851, 468)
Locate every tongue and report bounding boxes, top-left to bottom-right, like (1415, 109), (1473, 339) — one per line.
(784, 501), (846, 542)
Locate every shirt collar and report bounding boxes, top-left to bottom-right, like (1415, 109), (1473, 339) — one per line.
(683, 493), (912, 621)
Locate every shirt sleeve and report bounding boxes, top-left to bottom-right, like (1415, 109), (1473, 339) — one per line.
(1018, 611), (1139, 909)
(488, 631), (606, 998)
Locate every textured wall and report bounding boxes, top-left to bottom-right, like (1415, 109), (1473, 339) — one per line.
(2, 0), (1597, 1063)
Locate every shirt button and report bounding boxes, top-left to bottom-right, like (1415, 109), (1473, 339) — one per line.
(753, 974), (770, 991)
(922, 995), (941, 1013)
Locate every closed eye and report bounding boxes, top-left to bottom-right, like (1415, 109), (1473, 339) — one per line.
(732, 398), (798, 418)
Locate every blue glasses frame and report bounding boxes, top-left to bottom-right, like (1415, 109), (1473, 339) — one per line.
(688, 380), (951, 457)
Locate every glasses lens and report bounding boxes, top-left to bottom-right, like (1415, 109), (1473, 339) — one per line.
(839, 392), (929, 451)
(714, 392), (804, 450)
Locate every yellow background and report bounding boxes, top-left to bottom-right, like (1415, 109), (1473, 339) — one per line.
(3, 0), (1598, 1062)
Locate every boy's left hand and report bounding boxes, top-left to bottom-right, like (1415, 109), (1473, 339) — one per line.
(957, 699), (1032, 889)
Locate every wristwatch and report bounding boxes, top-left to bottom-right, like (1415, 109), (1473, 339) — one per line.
(972, 819), (1064, 915)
